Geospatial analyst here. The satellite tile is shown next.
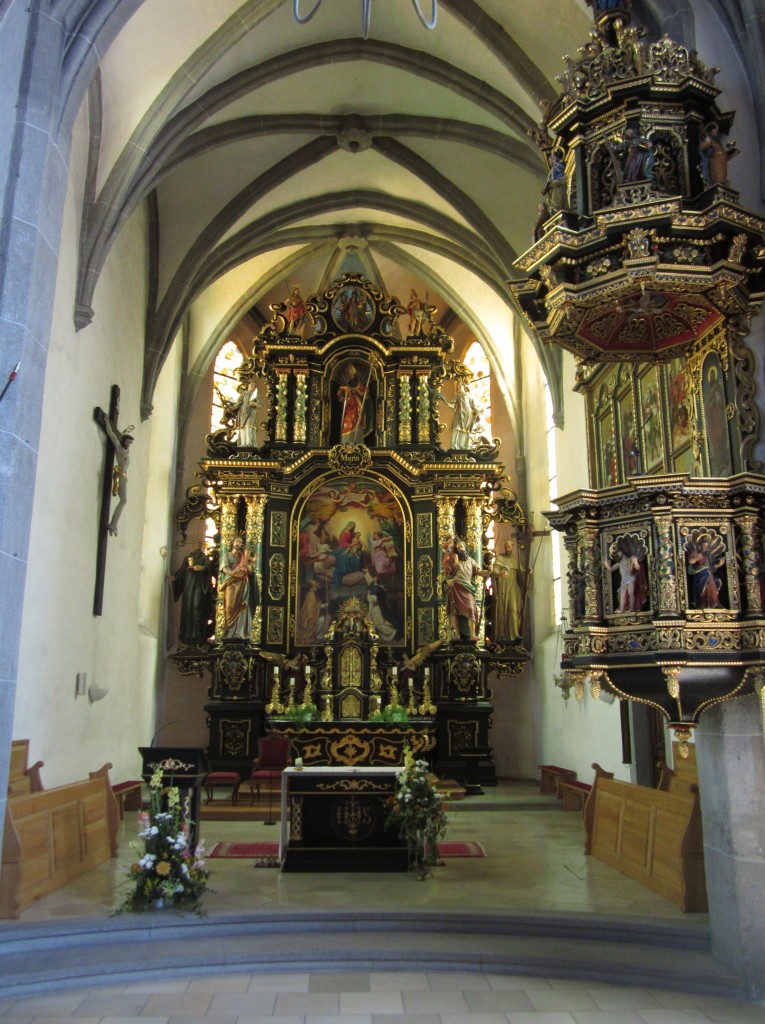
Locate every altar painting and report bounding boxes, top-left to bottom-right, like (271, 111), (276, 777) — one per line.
(295, 477), (405, 647)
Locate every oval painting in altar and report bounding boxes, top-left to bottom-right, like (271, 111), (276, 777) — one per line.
(294, 477), (406, 647)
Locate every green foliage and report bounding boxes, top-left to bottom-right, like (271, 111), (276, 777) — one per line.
(369, 703), (409, 723)
(119, 766), (209, 913)
(273, 703), (318, 723)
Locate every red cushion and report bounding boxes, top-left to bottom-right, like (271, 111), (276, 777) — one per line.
(207, 772), (240, 783)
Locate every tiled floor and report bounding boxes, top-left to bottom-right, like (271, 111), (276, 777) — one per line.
(5, 783), (763, 1019)
(1, 970), (763, 1024)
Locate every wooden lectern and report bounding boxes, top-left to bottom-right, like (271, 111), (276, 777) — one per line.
(138, 747), (207, 846)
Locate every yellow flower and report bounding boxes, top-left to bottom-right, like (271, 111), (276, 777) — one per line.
(155, 861), (171, 877)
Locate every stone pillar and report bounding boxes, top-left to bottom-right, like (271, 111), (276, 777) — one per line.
(696, 694), (765, 1000)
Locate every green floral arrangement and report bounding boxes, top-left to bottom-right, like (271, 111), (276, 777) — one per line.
(370, 703), (409, 723)
(273, 703), (318, 723)
(386, 746), (447, 879)
(119, 766), (209, 913)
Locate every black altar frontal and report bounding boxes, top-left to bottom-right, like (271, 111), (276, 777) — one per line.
(278, 766), (407, 872)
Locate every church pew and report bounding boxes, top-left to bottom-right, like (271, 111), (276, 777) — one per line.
(7, 739), (44, 797)
(0, 772), (116, 919)
(587, 774), (707, 912)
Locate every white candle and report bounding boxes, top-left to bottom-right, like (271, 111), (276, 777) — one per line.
(424, 667), (430, 680)
(305, 665), (311, 678)
(392, 666), (398, 678)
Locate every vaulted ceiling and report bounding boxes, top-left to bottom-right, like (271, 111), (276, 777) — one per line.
(68, 0), (762, 416)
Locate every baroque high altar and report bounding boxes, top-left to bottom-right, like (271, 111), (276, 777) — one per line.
(173, 274), (526, 784)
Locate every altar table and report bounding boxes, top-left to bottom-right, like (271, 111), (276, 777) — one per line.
(279, 766), (408, 872)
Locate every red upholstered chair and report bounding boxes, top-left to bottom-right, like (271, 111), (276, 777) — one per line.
(249, 734), (292, 824)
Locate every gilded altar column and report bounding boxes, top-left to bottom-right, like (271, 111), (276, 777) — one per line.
(275, 370), (290, 441)
(436, 496), (458, 639)
(654, 514), (681, 618)
(416, 374), (430, 443)
(465, 499), (483, 565)
(293, 372), (307, 442)
(216, 497), (238, 637)
(398, 372), (412, 444)
(246, 494), (267, 644)
(579, 523), (603, 624)
(737, 511), (764, 618)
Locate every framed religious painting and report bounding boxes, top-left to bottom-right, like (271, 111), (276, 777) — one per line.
(617, 383), (638, 479)
(638, 365), (665, 474)
(293, 475), (407, 648)
(597, 406), (617, 487)
(667, 355), (692, 453)
(331, 284), (375, 334)
(701, 352), (733, 477)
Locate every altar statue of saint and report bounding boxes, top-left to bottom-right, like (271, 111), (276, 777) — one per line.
(286, 286), (307, 336)
(491, 538), (523, 641)
(218, 536), (259, 638)
(446, 382), (480, 449)
(444, 539), (488, 641)
(228, 382), (261, 447)
(169, 541), (212, 642)
(336, 362), (373, 444)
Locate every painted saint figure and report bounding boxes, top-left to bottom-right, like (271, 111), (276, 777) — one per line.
(218, 536), (259, 639)
(169, 541), (212, 642)
(698, 124), (738, 187)
(444, 539), (488, 641)
(491, 538), (523, 641)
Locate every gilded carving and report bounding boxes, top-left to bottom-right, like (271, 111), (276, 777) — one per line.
(417, 554), (434, 602)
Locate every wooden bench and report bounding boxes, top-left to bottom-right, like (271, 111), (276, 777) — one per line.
(537, 764), (576, 797)
(7, 740), (44, 797)
(0, 771), (117, 919)
(112, 780), (144, 818)
(559, 778), (592, 811)
(87, 763), (142, 822)
(586, 769), (707, 912)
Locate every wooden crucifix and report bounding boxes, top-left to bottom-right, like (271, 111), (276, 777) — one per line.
(93, 385), (135, 615)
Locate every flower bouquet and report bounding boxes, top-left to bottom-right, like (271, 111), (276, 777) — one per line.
(119, 765), (209, 912)
(386, 746), (447, 879)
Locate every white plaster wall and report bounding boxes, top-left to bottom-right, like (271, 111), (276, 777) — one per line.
(13, 100), (173, 786)
(517, 339), (628, 783)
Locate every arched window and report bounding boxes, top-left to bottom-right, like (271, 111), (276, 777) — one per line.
(206, 341), (245, 549)
(210, 340), (245, 433)
(463, 340), (492, 439)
